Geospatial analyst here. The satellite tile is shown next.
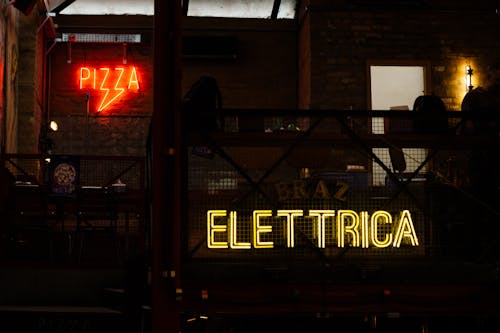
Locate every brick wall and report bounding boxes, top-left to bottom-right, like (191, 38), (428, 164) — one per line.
(305, 2), (500, 111)
(298, 7), (312, 109)
(182, 17), (297, 109)
(48, 43), (153, 155)
(3, 6), (17, 154)
(17, 11), (40, 153)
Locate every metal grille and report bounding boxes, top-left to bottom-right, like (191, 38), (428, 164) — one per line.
(61, 33), (142, 43)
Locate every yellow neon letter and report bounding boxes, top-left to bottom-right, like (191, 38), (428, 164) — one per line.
(337, 210), (360, 247)
(128, 66), (140, 89)
(229, 211), (251, 249)
(370, 210), (393, 248)
(277, 210), (303, 248)
(253, 210), (273, 248)
(79, 67), (91, 89)
(393, 210), (419, 247)
(207, 210), (228, 249)
(309, 210), (335, 248)
(360, 211), (370, 248)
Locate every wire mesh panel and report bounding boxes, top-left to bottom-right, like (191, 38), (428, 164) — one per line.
(4, 156), (44, 184)
(185, 110), (499, 273)
(78, 157), (144, 189)
(187, 148), (426, 267)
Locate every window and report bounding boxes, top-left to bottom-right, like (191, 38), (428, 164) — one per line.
(368, 63), (429, 186)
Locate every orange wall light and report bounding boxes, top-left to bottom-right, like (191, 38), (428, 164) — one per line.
(78, 66), (140, 112)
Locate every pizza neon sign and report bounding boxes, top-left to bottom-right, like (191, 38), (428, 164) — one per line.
(78, 66), (140, 112)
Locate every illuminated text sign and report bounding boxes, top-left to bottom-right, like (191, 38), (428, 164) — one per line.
(207, 209), (419, 250)
(78, 66), (140, 112)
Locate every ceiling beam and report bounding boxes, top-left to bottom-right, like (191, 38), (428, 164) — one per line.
(271, 0), (281, 19)
(49, 0), (77, 13)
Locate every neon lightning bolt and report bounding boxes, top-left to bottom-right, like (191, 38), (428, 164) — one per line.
(97, 67), (125, 112)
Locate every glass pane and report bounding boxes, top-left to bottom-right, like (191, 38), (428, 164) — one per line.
(370, 66), (425, 111)
(60, 0), (154, 15)
(188, 0), (275, 18)
(277, 0), (297, 19)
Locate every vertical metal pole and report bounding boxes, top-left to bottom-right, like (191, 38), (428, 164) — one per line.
(152, 1), (182, 333)
(85, 93), (89, 155)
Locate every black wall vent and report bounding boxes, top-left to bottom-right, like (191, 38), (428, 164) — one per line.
(182, 36), (238, 60)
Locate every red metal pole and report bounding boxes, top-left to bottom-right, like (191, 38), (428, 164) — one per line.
(152, 1), (182, 332)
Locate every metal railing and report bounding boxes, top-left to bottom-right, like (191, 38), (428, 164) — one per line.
(0, 154), (146, 265)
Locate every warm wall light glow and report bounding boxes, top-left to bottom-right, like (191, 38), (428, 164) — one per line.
(465, 65), (474, 92)
(78, 65), (141, 112)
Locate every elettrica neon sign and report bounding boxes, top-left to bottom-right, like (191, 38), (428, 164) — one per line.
(207, 209), (419, 250)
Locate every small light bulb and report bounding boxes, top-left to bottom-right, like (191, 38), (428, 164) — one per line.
(49, 120), (59, 132)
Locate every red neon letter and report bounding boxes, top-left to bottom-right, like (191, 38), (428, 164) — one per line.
(79, 67), (91, 89)
(78, 65), (141, 112)
(97, 67), (126, 112)
(128, 66), (140, 90)
(113, 67), (126, 103)
(127, 66), (139, 90)
(98, 68), (110, 112)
